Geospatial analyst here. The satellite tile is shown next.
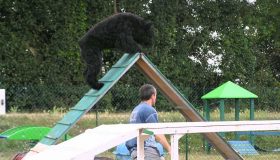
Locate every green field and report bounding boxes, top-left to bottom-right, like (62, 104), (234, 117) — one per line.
(0, 110), (279, 160)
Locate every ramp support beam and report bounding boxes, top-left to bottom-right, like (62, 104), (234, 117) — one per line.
(135, 53), (243, 160)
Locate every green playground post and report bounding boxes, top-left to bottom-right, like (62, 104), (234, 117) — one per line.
(203, 100), (210, 121)
(185, 134), (188, 160)
(219, 100), (225, 121)
(249, 99), (255, 145)
(219, 100), (225, 137)
(250, 99), (255, 121)
(235, 99), (240, 140)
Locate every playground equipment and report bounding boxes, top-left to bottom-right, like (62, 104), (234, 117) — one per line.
(24, 53), (242, 159)
(227, 141), (259, 155)
(237, 131), (280, 152)
(202, 81), (258, 126)
(0, 126), (70, 141)
(0, 126), (51, 141)
(201, 81), (258, 153)
(23, 120), (280, 160)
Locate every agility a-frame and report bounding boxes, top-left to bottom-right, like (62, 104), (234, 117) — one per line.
(32, 53), (243, 160)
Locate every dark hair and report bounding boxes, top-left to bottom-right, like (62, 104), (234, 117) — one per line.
(139, 84), (156, 101)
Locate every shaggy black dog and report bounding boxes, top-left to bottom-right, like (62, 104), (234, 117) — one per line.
(79, 13), (154, 90)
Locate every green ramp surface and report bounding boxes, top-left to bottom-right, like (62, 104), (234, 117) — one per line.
(40, 53), (140, 145)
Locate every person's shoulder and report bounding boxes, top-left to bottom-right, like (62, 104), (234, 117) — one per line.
(138, 103), (151, 108)
(139, 103), (156, 113)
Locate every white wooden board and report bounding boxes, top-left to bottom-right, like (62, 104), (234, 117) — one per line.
(24, 121), (280, 160)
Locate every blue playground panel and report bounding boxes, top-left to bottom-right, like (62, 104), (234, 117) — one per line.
(237, 131), (280, 136)
(228, 141), (259, 155)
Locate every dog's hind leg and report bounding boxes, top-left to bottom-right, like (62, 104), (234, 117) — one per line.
(80, 46), (104, 90)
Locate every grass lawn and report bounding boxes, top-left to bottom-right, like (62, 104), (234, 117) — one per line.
(0, 110), (280, 159)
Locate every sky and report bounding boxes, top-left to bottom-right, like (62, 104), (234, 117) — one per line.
(246, 0), (256, 4)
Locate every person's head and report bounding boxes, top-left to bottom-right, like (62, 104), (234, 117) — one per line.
(139, 84), (157, 106)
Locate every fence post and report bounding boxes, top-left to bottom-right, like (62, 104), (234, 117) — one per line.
(95, 109), (99, 127)
(203, 100), (211, 153)
(0, 89), (6, 115)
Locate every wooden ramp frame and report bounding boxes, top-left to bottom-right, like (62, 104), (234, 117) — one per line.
(25, 53), (242, 159)
(24, 120), (280, 160)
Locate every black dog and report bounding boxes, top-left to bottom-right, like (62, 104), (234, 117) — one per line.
(79, 13), (154, 90)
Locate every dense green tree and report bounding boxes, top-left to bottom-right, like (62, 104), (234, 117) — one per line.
(1, 0), (88, 110)
(1, 0), (279, 111)
(252, 0), (280, 85)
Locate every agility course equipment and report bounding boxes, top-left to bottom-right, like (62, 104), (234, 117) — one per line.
(201, 81), (259, 152)
(39, 53), (141, 146)
(0, 126), (51, 141)
(25, 53), (242, 159)
(202, 81), (258, 124)
(24, 120), (280, 160)
(227, 141), (259, 155)
(238, 131), (280, 152)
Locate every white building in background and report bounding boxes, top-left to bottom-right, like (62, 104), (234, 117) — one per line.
(0, 89), (6, 115)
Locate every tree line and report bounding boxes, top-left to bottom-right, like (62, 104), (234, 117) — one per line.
(1, 0), (279, 111)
